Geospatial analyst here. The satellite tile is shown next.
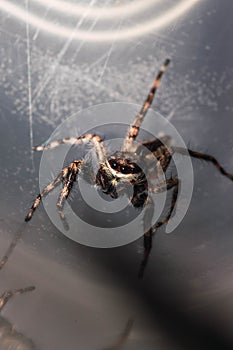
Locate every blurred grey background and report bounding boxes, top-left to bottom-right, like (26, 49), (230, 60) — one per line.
(0, 0), (233, 349)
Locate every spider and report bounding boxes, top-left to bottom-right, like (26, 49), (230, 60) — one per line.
(25, 59), (233, 277)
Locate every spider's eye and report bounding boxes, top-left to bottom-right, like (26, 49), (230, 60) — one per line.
(120, 166), (131, 174)
(109, 160), (118, 170)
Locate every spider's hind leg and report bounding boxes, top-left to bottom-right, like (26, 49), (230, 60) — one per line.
(138, 178), (179, 278)
(152, 178), (179, 232)
(173, 147), (233, 181)
(138, 196), (154, 279)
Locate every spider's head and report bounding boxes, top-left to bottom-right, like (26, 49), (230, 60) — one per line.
(96, 152), (143, 198)
(107, 153), (142, 180)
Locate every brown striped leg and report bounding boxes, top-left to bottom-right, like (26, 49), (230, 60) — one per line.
(34, 134), (106, 163)
(56, 160), (82, 230)
(152, 178), (179, 233)
(0, 286), (35, 312)
(173, 147), (233, 181)
(122, 59), (170, 152)
(138, 196), (154, 279)
(139, 178), (179, 278)
(25, 168), (69, 222)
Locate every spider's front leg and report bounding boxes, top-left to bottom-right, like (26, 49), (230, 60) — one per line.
(25, 172), (66, 222)
(28, 133), (107, 228)
(122, 59), (170, 152)
(139, 178), (179, 278)
(56, 160), (83, 230)
(25, 160), (83, 230)
(34, 133), (106, 163)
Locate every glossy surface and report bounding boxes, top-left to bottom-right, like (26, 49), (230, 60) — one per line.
(0, 1), (233, 349)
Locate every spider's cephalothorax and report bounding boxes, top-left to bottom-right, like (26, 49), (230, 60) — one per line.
(96, 152), (148, 207)
(25, 59), (233, 277)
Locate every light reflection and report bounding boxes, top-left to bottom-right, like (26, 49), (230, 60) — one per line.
(0, 0), (200, 42)
(31, 0), (162, 20)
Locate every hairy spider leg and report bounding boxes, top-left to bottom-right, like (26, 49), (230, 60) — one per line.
(139, 178), (179, 278)
(152, 178), (179, 231)
(56, 160), (82, 230)
(25, 161), (83, 229)
(173, 147), (233, 181)
(138, 196), (154, 278)
(0, 286), (35, 312)
(25, 169), (68, 222)
(34, 134), (106, 163)
(122, 59), (170, 152)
